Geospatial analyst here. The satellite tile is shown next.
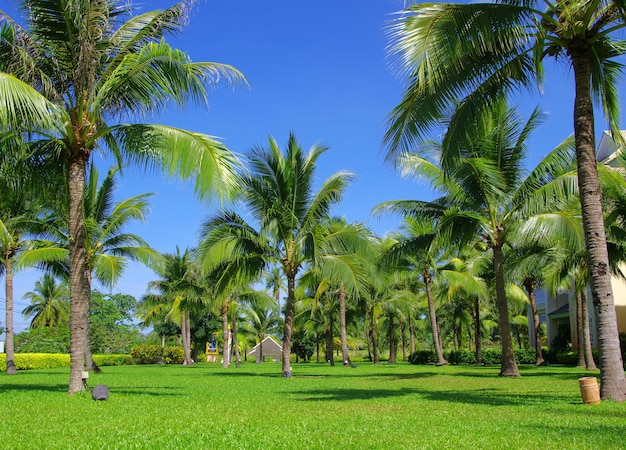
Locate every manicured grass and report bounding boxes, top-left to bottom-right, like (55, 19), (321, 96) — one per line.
(1, 362), (624, 449)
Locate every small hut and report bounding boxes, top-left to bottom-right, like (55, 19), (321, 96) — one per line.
(249, 336), (282, 363)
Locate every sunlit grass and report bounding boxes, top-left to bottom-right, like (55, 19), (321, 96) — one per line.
(1, 363), (624, 449)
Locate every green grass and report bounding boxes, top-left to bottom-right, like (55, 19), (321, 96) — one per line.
(1, 363), (624, 449)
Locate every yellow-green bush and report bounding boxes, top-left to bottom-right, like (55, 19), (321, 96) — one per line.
(0, 353), (70, 371)
(93, 354), (133, 366)
(1, 353), (132, 371)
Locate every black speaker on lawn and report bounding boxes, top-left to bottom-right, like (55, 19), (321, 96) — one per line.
(92, 384), (109, 401)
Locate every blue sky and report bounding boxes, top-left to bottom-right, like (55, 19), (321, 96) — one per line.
(4, 0), (623, 333)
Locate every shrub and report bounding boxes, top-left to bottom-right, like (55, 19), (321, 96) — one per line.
(131, 345), (163, 364)
(408, 350), (436, 365)
(14, 327), (70, 353)
(162, 346), (185, 365)
(446, 350), (477, 365)
(514, 349), (537, 364)
(0, 353), (70, 371)
(93, 354), (133, 366)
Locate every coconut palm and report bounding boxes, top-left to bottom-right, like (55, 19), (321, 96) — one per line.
(0, 0), (244, 393)
(383, 216), (450, 366)
(22, 274), (69, 329)
(385, 0), (626, 400)
(142, 248), (204, 366)
(376, 100), (577, 376)
(199, 133), (354, 377)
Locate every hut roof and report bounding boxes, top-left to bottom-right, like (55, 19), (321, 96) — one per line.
(248, 336), (283, 357)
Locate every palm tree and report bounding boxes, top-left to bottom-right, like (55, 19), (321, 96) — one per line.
(377, 100), (576, 376)
(385, 0), (626, 400)
(22, 274), (69, 329)
(0, 136), (60, 374)
(199, 133), (354, 377)
(0, 0), (244, 394)
(143, 248), (203, 366)
(382, 216), (449, 366)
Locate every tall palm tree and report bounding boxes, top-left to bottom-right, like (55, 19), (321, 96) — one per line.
(385, 0), (626, 400)
(22, 165), (161, 371)
(22, 274), (69, 329)
(0, 0), (244, 394)
(199, 133), (354, 377)
(377, 100), (577, 376)
(383, 216), (450, 366)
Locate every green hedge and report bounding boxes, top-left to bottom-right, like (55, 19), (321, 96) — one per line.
(409, 348), (538, 365)
(0, 353), (132, 371)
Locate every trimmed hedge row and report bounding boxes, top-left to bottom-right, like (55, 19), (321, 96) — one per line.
(409, 348), (537, 365)
(0, 353), (132, 371)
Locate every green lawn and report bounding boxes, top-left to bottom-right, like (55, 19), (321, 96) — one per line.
(1, 362), (624, 449)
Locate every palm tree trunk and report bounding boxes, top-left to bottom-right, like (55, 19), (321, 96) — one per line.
(400, 320), (407, 362)
(181, 311), (192, 365)
(232, 317), (240, 368)
(524, 279), (544, 366)
(221, 300), (230, 368)
(408, 314), (416, 355)
(68, 158), (90, 394)
(339, 284), (351, 366)
(581, 289), (597, 370)
(325, 325), (334, 366)
(388, 316), (396, 364)
(474, 297), (482, 365)
(571, 50), (625, 401)
(576, 290), (586, 367)
(4, 252), (17, 374)
(281, 273), (295, 377)
(372, 315), (380, 365)
(492, 244), (519, 376)
(425, 276), (447, 365)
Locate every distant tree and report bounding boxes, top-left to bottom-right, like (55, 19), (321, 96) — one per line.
(22, 274), (69, 329)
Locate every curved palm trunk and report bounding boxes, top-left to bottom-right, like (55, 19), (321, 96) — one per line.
(492, 245), (519, 377)
(339, 284), (351, 366)
(523, 279), (544, 366)
(576, 291), (586, 367)
(221, 300), (230, 368)
(581, 290), (597, 370)
(571, 51), (625, 401)
(68, 158), (91, 394)
(281, 273), (295, 377)
(4, 252), (17, 374)
(425, 275), (447, 366)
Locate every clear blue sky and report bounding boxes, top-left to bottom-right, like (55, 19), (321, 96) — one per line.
(4, 0), (623, 334)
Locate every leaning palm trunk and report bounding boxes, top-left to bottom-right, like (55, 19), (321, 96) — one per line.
(281, 275), (296, 377)
(339, 284), (351, 366)
(425, 275), (447, 366)
(492, 245), (519, 377)
(4, 252), (17, 374)
(581, 290), (597, 370)
(68, 159), (91, 394)
(524, 280), (544, 366)
(571, 52), (625, 400)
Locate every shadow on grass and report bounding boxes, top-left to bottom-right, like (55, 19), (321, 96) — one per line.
(292, 386), (579, 407)
(0, 383), (68, 393)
